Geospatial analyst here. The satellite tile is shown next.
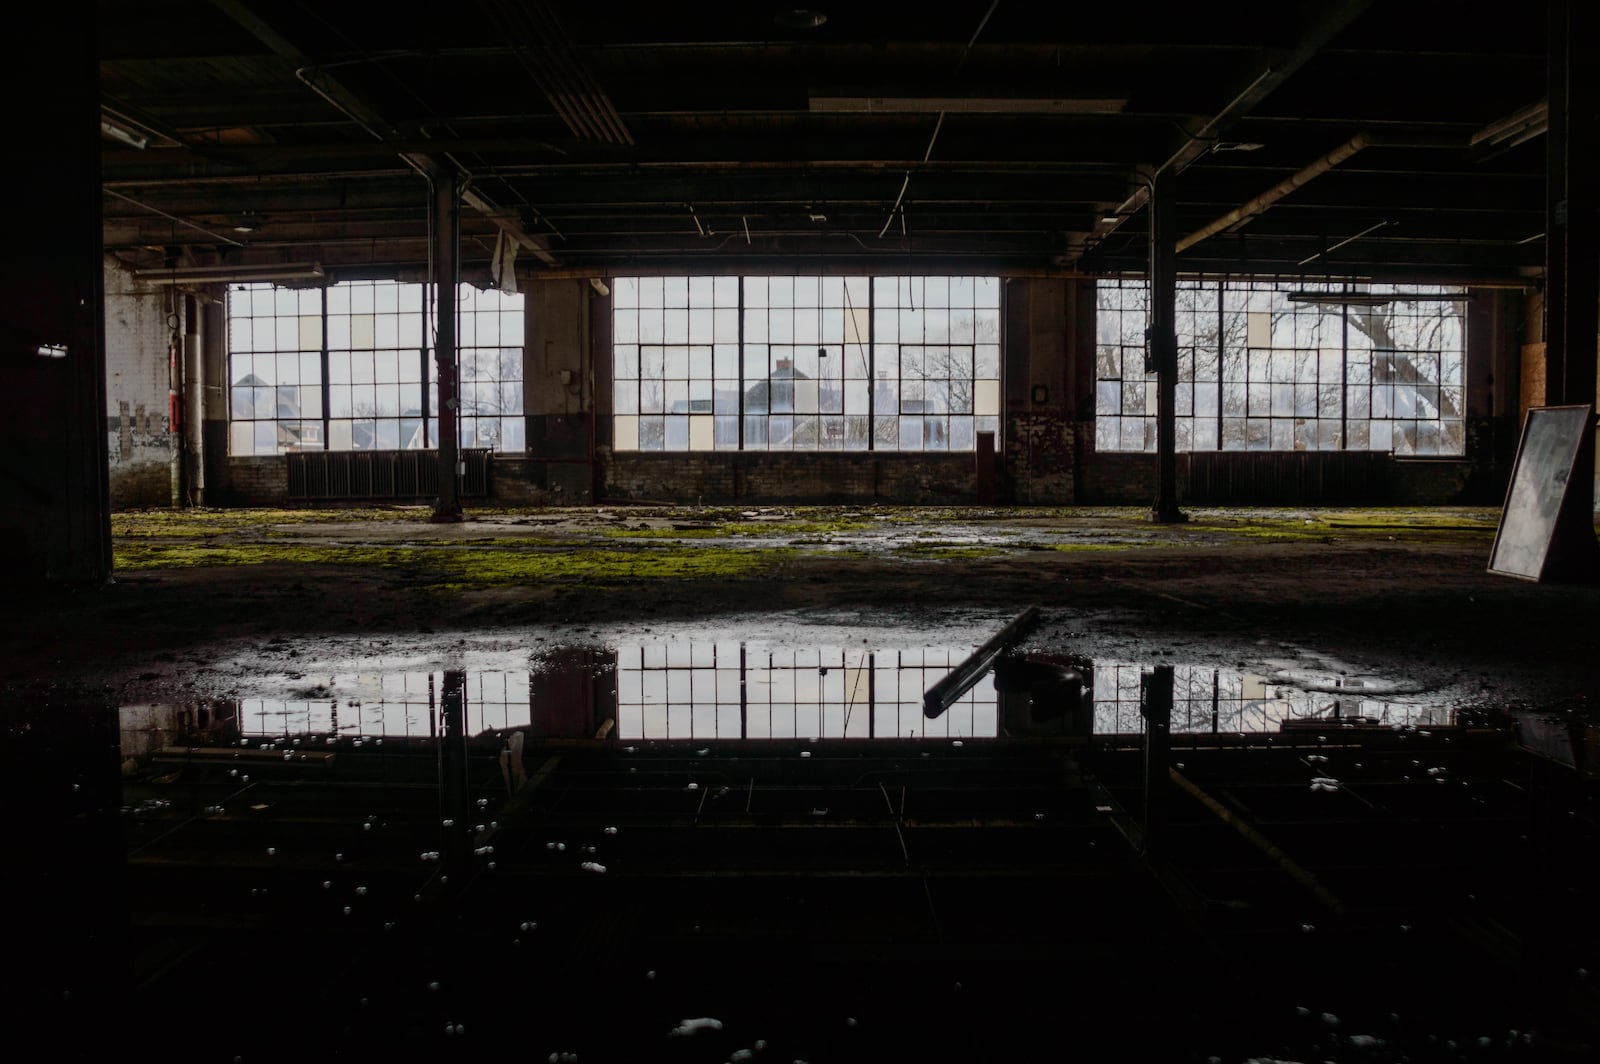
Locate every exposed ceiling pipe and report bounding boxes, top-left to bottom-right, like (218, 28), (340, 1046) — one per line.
(104, 189), (247, 247)
(1296, 219), (1391, 266)
(1471, 98), (1549, 147)
(1176, 130), (1466, 254)
(1091, 0), (1377, 249)
(1177, 133), (1372, 252)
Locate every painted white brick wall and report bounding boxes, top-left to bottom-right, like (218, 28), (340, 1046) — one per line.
(103, 256), (175, 506)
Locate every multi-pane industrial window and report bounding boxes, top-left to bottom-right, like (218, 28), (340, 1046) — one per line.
(612, 275), (1001, 452)
(614, 642), (998, 740)
(1095, 280), (1465, 455)
(228, 281), (523, 454)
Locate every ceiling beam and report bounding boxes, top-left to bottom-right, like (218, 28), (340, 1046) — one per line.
(1086, 0), (1378, 259)
(208, 0), (559, 266)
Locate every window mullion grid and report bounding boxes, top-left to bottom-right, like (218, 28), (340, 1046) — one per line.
(318, 286), (330, 451)
(867, 279), (875, 452)
(737, 278), (745, 452)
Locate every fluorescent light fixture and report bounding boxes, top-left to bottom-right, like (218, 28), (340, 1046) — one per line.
(101, 117), (148, 150)
(130, 263), (325, 285)
(810, 96), (1126, 115)
(37, 343), (68, 359)
(1285, 291), (1471, 307)
(1211, 141), (1265, 153)
(1285, 292), (1394, 307)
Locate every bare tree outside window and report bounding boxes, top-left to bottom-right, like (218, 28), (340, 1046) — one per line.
(1095, 280), (1466, 455)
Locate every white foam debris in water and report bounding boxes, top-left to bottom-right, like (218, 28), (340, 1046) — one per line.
(355, 886), (368, 895)
(604, 827), (618, 835)
(520, 921), (537, 932)
(428, 981), (440, 991)
(845, 1017), (857, 1027)
(800, 751), (811, 758)
(952, 740), (963, 748)
(1300, 924), (1315, 933)
(1348, 1034), (1385, 1048)
(697, 748), (710, 756)
(266, 847), (276, 856)
(669, 1017), (723, 1037)
(646, 970), (656, 980)
(731, 1051), (754, 1062)
(754, 1040), (767, 1051)
(1307, 755), (1328, 763)
(1295, 1006), (1310, 1017)
(581, 861), (607, 874)
(1322, 1012), (1340, 1026)
(687, 782), (701, 790)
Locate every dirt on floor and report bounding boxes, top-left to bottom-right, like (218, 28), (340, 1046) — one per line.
(5, 504), (1598, 724)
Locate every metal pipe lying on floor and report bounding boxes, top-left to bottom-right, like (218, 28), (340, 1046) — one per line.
(923, 605), (1041, 718)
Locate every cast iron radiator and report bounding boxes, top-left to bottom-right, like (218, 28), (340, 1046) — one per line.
(286, 448), (492, 501)
(1185, 451), (1390, 505)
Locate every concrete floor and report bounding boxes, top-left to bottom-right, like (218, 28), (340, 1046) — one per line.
(4, 505), (1597, 1062)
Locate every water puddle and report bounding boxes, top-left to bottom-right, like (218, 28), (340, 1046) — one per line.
(122, 631), (1451, 752)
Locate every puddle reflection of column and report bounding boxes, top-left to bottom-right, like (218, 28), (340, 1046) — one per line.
(440, 670), (471, 880)
(1141, 665), (1174, 855)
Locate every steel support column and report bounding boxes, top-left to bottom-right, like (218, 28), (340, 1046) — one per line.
(1543, 0), (1599, 578)
(1140, 665), (1174, 854)
(1148, 170), (1186, 523)
(431, 169), (464, 522)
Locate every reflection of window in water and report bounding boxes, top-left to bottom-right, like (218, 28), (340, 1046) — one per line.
(614, 644), (998, 740)
(1091, 663), (1448, 735)
(236, 671), (532, 738)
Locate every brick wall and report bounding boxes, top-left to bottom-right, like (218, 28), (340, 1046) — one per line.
(103, 257), (176, 508)
(229, 456), (289, 505)
(601, 450), (978, 504)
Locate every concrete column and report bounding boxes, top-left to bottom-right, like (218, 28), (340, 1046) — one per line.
(202, 294), (229, 503)
(1544, 0), (1600, 574)
(431, 169), (463, 522)
(182, 294), (204, 504)
(0, 2), (111, 582)
(1148, 170), (1186, 523)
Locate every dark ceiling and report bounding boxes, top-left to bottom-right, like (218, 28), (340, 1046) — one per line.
(98, 0), (1550, 284)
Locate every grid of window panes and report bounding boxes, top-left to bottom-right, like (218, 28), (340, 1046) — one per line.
(238, 671), (531, 737)
(457, 285), (526, 452)
(1095, 280), (1465, 454)
(326, 281), (429, 451)
(1091, 664), (1451, 735)
(612, 276), (1001, 452)
(614, 643), (998, 740)
(227, 285), (325, 455)
(228, 280), (525, 454)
